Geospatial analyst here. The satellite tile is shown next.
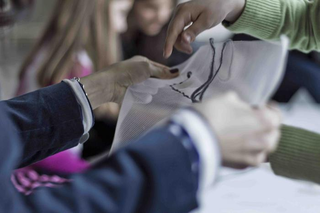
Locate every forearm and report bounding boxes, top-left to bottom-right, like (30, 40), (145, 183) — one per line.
(226, 0), (320, 52)
(270, 125), (320, 184)
(0, 83), (84, 167)
(0, 108), (199, 212)
(22, 127), (199, 213)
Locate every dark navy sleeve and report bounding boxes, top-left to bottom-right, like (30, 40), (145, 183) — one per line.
(0, 83), (199, 213)
(0, 103), (199, 213)
(23, 127), (199, 213)
(0, 82), (84, 167)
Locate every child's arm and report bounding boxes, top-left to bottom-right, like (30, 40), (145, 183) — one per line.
(164, 0), (320, 57)
(270, 125), (320, 184)
(226, 0), (320, 53)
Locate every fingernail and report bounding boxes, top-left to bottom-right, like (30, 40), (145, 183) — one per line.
(163, 49), (171, 58)
(164, 49), (173, 59)
(170, 68), (179, 74)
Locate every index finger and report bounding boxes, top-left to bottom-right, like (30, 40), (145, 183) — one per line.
(164, 6), (191, 58)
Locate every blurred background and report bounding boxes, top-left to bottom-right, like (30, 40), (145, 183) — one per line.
(1, 0), (320, 212)
(0, 0), (232, 100)
(0, 0), (54, 99)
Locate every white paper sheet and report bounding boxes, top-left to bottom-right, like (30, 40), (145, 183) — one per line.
(111, 37), (289, 152)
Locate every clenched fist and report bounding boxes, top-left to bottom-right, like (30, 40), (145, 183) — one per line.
(193, 92), (281, 168)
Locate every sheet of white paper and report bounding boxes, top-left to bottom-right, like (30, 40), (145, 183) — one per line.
(111, 37), (289, 152)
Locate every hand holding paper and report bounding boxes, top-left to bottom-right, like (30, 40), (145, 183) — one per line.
(81, 56), (179, 109)
(164, 0), (245, 58)
(194, 92), (281, 168)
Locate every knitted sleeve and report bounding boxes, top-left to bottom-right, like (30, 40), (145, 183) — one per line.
(270, 125), (320, 184)
(224, 0), (320, 53)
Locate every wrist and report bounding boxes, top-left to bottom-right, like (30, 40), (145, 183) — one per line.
(81, 71), (114, 109)
(225, 0), (246, 23)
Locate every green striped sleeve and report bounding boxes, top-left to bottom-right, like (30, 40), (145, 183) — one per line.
(224, 0), (320, 52)
(226, 0), (282, 41)
(270, 125), (320, 184)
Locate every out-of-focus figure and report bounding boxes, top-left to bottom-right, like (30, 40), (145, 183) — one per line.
(122, 0), (203, 66)
(17, 0), (132, 94)
(129, 0), (174, 36)
(0, 0), (34, 30)
(273, 51), (320, 103)
(12, 0), (133, 195)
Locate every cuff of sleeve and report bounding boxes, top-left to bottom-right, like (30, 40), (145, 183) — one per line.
(171, 109), (221, 193)
(224, 0), (282, 39)
(63, 79), (94, 139)
(270, 125), (320, 184)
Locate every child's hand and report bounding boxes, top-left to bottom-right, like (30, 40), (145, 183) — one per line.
(163, 0), (245, 58)
(194, 92), (281, 168)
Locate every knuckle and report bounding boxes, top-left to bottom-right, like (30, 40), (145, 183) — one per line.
(259, 113), (278, 131)
(202, 13), (214, 28)
(203, 19), (213, 28)
(265, 110), (281, 128)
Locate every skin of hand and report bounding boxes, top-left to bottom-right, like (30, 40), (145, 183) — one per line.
(163, 0), (246, 58)
(193, 92), (282, 168)
(81, 56), (179, 109)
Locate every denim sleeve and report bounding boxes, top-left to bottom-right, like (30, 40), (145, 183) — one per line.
(0, 82), (84, 168)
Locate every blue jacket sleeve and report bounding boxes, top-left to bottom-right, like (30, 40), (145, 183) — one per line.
(0, 82), (84, 167)
(0, 103), (199, 213)
(24, 127), (199, 213)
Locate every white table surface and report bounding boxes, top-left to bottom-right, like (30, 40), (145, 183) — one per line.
(197, 90), (320, 213)
(197, 165), (320, 213)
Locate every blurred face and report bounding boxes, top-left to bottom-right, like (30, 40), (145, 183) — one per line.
(134, 0), (173, 36)
(110, 0), (133, 33)
(0, 0), (14, 28)
(0, 0), (33, 33)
